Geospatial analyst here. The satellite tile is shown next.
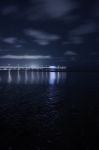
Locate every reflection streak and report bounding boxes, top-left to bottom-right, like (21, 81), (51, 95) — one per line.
(8, 70), (12, 83)
(49, 72), (56, 85)
(1, 71), (67, 84)
(17, 70), (21, 83)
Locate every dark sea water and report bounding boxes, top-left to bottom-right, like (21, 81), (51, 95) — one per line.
(0, 71), (99, 150)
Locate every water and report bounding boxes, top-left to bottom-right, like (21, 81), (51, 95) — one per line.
(0, 71), (99, 150)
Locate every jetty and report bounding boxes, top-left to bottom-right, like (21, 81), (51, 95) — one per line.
(0, 66), (67, 72)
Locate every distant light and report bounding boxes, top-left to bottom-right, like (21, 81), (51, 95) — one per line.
(49, 66), (56, 69)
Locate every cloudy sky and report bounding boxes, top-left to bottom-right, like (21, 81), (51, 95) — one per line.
(0, 0), (98, 66)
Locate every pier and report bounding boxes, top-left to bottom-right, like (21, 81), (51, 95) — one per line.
(0, 66), (67, 72)
(0, 66), (67, 84)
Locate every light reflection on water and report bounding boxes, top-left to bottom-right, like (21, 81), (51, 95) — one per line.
(25, 70), (28, 84)
(8, 70), (12, 83)
(31, 71), (34, 82)
(17, 70), (21, 83)
(49, 72), (56, 85)
(0, 70), (67, 85)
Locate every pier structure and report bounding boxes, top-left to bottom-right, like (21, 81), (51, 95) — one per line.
(0, 66), (67, 72)
(0, 65), (67, 84)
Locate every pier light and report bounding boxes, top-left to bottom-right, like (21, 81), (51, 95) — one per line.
(49, 66), (56, 69)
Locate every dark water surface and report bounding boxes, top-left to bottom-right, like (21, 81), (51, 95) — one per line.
(0, 71), (99, 150)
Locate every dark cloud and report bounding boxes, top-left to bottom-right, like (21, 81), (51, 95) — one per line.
(1, 5), (17, 15)
(2, 37), (17, 44)
(27, 0), (77, 20)
(71, 22), (97, 35)
(64, 51), (77, 56)
(69, 21), (97, 45)
(24, 29), (60, 45)
(70, 36), (83, 44)
(15, 44), (22, 48)
(0, 0), (98, 65)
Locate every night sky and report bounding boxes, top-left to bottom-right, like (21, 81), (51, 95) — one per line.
(0, 0), (98, 66)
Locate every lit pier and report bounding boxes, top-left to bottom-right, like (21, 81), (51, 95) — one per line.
(0, 66), (67, 84)
(0, 66), (67, 72)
